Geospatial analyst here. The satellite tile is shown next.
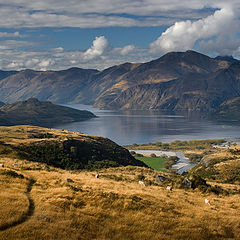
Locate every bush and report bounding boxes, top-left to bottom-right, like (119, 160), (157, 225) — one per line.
(136, 174), (145, 181)
(0, 170), (24, 179)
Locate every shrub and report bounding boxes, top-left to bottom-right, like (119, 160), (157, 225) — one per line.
(136, 174), (145, 181)
(0, 170), (24, 179)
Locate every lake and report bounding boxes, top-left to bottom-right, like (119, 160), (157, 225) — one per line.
(55, 104), (240, 145)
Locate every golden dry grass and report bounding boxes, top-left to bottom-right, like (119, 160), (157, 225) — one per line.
(0, 172), (29, 229)
(0, 157), (239, 240)
(0, 127), (239, 239)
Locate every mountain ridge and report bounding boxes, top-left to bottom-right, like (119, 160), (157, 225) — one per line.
(0, 50), (239, 113)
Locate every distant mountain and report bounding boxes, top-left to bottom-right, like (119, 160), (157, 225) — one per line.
(0, 68), (99, 104)
(0, 98), (96, 127)
(94, 51), (240, 111)
(0, 101), (4, 107)
(0, 70), (18, 81)
(0, 50), (239, 113)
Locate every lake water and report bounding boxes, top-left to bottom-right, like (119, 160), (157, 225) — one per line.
(54, 104), (240, 146)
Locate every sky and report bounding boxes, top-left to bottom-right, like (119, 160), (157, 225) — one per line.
(0, 0), (240, 71)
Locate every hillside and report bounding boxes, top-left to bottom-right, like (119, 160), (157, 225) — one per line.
(0, 133), (239, 239)
(0, 126), (146, 170)
(0, 51), (239, 112)
(0, 98), (96, 127)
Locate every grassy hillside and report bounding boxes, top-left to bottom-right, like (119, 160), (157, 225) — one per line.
(0, 128), (239, 239)
(190, 144), (240, 184)
(0, 157), (239, 240)
(0, 126), (146, 170)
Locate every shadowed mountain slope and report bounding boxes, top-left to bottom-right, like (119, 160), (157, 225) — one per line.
(0, 98), (96, 127)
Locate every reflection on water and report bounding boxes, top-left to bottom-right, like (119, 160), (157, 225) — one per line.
(55, 104), (240, 145)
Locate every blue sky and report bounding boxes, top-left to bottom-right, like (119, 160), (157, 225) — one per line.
(0, 0), (240, 71)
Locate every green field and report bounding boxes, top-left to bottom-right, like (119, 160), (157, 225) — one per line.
(136, 156), (166, 171)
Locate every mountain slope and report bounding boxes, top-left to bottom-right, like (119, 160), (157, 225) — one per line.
(0, 68), (99, 104)
(0, 98), (96, 127)
(100, 63), (240, 111)
(213, 96), (240, 120)
(94, 53), (240, 111)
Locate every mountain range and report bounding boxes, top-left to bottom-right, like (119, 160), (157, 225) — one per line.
(0, 50), (240, 113)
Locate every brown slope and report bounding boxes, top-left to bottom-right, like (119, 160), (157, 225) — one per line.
(93, 50), (232, 109)
(97, 62), (240, 111)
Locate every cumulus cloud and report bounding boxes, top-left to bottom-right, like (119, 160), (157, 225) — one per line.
(83, 36), (110, 61)
(1, 1), (240, 70)
(150, 7), (238, 54)
(119, 45), (136, 55)
(0, 36), (150, 71)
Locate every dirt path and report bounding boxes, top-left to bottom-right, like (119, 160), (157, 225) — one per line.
(0, 176), (35, 231)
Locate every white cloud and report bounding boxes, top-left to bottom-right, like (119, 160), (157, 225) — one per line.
(0, 36), (150, 71)
(0, 1), (233, 28)
(0, 40), (37, 50)
(119, 45), (136, 55)
(83, 36), (110, 61)
(0, 1), (240, 70)
(0, 32), (26, 38)
(150, 7), (237, 54)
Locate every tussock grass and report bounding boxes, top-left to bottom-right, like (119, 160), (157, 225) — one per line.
(0, 128), (239, 239)
(0, 161), (239, 240)
(0, 170), (29, 230)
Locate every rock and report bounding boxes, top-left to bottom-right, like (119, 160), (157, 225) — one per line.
(66, 178), (74, 183)
(181, 177), (192, 189)
(155, 175), (167, 183)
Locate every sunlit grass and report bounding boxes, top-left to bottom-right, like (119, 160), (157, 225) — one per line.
(0, 161), (239, 240)
(136, 156), (166, 171)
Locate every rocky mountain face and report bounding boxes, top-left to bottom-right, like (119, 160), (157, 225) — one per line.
(0, 98), (96, 127)
(213, 96), (240, 120)
(0, 50), (239, 112)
